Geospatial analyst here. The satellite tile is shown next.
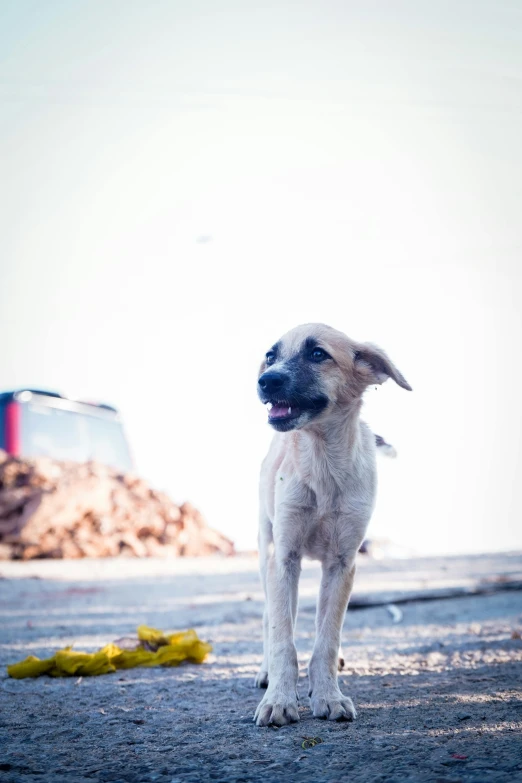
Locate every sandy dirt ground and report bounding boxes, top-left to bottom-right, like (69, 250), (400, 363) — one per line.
(1, 552), (522, 783)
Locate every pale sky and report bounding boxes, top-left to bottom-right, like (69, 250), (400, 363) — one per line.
(1, 0), (521, 554)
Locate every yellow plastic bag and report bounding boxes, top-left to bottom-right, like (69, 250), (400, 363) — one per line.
(7, 626), (212, 679)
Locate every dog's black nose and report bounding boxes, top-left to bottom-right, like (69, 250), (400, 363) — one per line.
(258, 372), (286, 395)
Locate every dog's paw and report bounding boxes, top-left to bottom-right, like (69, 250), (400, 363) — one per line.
(254, 668), (269, 688)
(310, 691), (356, 722)
(254, 692), (300, 727)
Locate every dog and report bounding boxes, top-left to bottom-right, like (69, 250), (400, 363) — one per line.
(254, 323), (411, 727)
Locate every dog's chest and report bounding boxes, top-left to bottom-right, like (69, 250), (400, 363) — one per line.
(274, 474), (368, 558)
(301, 504), (364, 561)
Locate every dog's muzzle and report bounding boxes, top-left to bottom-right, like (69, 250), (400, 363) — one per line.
(258, 371), (328, 430)
(258, 372), (301, 423)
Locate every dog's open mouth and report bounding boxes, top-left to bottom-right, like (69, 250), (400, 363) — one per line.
(266, 402), (301, 422)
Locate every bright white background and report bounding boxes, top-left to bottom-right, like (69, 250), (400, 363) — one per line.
(1, 1), (521, 554)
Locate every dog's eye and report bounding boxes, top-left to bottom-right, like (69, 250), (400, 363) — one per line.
(266, 352), (276, 366)
(310, 347), (328, 362)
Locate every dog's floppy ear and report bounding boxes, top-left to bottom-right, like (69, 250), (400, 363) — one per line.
(354, 343), (412, 391)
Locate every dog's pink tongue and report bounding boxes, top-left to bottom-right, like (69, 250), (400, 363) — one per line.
(270, 404), (291, 419)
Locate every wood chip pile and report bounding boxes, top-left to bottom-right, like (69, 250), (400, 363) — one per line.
(0, 450), (234, 560)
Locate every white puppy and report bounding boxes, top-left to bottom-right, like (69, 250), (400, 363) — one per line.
(254, 323), (411, 727)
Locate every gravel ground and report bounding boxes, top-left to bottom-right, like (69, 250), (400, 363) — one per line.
(1, 553), (522, 783)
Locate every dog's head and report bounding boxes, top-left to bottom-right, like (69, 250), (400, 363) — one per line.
(258, 323), (411, 432)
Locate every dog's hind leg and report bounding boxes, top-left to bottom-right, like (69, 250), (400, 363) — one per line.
(255, 602), (270, 688)
(255, 515), (272, 689)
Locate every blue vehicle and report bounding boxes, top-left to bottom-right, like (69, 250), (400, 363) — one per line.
(0, 389), (133, 473)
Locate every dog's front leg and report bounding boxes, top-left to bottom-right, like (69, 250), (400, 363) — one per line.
(254, 548), (301, 726)
(308, 558), (357, 721)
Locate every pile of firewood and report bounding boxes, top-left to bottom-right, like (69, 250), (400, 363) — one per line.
(0, 450), (234, 560)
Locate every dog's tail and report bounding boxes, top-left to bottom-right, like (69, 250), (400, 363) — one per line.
(375, 434), (397, 458)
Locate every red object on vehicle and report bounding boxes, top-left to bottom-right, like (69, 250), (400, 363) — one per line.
(4, 401), (21, 456)
(0, 389), (133, 472)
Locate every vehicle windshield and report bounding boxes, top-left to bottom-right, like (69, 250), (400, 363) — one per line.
(19, 400), (133, 472)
